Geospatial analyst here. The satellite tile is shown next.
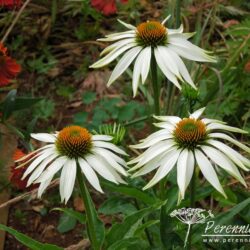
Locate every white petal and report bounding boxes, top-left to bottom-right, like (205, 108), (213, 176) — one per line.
(132, 49), (144, 97)
(140, 47), (151, 84)
(118, 19), (136, 30)
(93, 141), (127, 155)
(153, 122), (175, 130)
(100, 38), (135, 56)
(15, 144), (54, 163)
(202, 118), (226, 125)
(206, 123), (248, 134)
(157, 46), (180, 77)
(85, 154), (119, 184)
(168, 44), (216, 62)
(167, 24), (183, 34)
(36, 156), (68, 183)
(22, 148), (57, 179)
(195, 149), (226, 197)
(78, 158), (103, 193)
(97, 32), (136, 42)
(37, 177), (53, 198)
(177, 149), (189, 199)
(185, 150), (195, 190)
(154, 47), (181, 89)
(90, 42), (137, 68)
(107, 46), (142, 86)
(201, 146), (246, 186)
(130, 133), (173, 149)
(209, 133), (250, 153)
(168, 32), (196, 39)
(131, 157), (161, 177)
(93, 147), (128, 176)
(143, 148), (181, 189)
(31, 133), (56, 143)
(164, 49), (196, 89)
(138, 140), (175, 167)
(189, 107), (206, 119)
(27, 153), (58, 186)
(60, 159), (76, 203)
(161, 15), (171, 25)
(92, 135), (113, 141)
(154, 115), (181, 124)
(208, 139), (249, 171)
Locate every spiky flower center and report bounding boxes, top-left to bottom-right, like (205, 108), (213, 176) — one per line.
(136, 21), (167, 47)
(56, 126), (92, 159)
(174, 118), (206, 149)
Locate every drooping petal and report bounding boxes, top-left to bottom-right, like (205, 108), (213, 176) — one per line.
(100, 38), (135, 56)
(207, 139), (249, 171)
(27, 153), (58, 186)
(195, 149), (226, 197)
(209, 133), (250, 154)
(153, 115), (181, 124)
(206, 123), (248, 134)
(177, 149), (190, 199)
(107, 46), (142, 86)
(85, 154), (119, 184)
(78, 158), (103, 193)
(201, 146), (246, 186)
(154, 47), (181, 89)
(97, 32), (136, 42)
(60, 159), (76, 203)
(37, 177), (53, 199)
(90, 42), (137, 68)
(22, 148), (57, 179)
(93, 147), (128, 176)
(93, 141), (128, 155)
(143, 148), (181, 190)
(35, 156), (68, 183)
(168, 44), (216, 62)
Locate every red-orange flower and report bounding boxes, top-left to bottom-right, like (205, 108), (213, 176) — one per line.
(10, 149), (37, 190)
(91, 0), (128, 16)
(0, 0), (22, 8)
(0, 43), (21, 87)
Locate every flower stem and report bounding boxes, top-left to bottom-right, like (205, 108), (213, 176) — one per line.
(76, 163), (99, 250)
(151, 50), (160, 116)
(187, 168), (196, 249)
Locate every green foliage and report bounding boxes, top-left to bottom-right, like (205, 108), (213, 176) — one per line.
(57, 212), (77, 233)
(0, 224), (63, 250)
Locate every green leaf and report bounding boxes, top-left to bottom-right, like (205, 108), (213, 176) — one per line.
(98, 197), (137, 216)
(13, 97), (42, 111)
(1, 89), (17, 120)
(102, 182), (157, 205)
(135, 220), (160, 236)
(107, 237), (147, 250)
(106, 200), (166, 246)
(0, 224), (63, 250)
(73, 112), (89, 125)
(82, 91), (96, 104)
(52, 208), (86, 224)
(57, 212), (77, 233)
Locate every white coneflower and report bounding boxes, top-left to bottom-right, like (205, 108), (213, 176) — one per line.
(90, 16), (216, 97)
(16, 125), (128, 203)
(128, 108), (249, 199)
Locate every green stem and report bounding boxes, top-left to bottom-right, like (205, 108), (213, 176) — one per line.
(124, 115), (151, 127)
(175, 0), (181, 28)
(76, 163), (99, 250)
(151, 51), (160, 116)
(187, 168), (196, 249)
